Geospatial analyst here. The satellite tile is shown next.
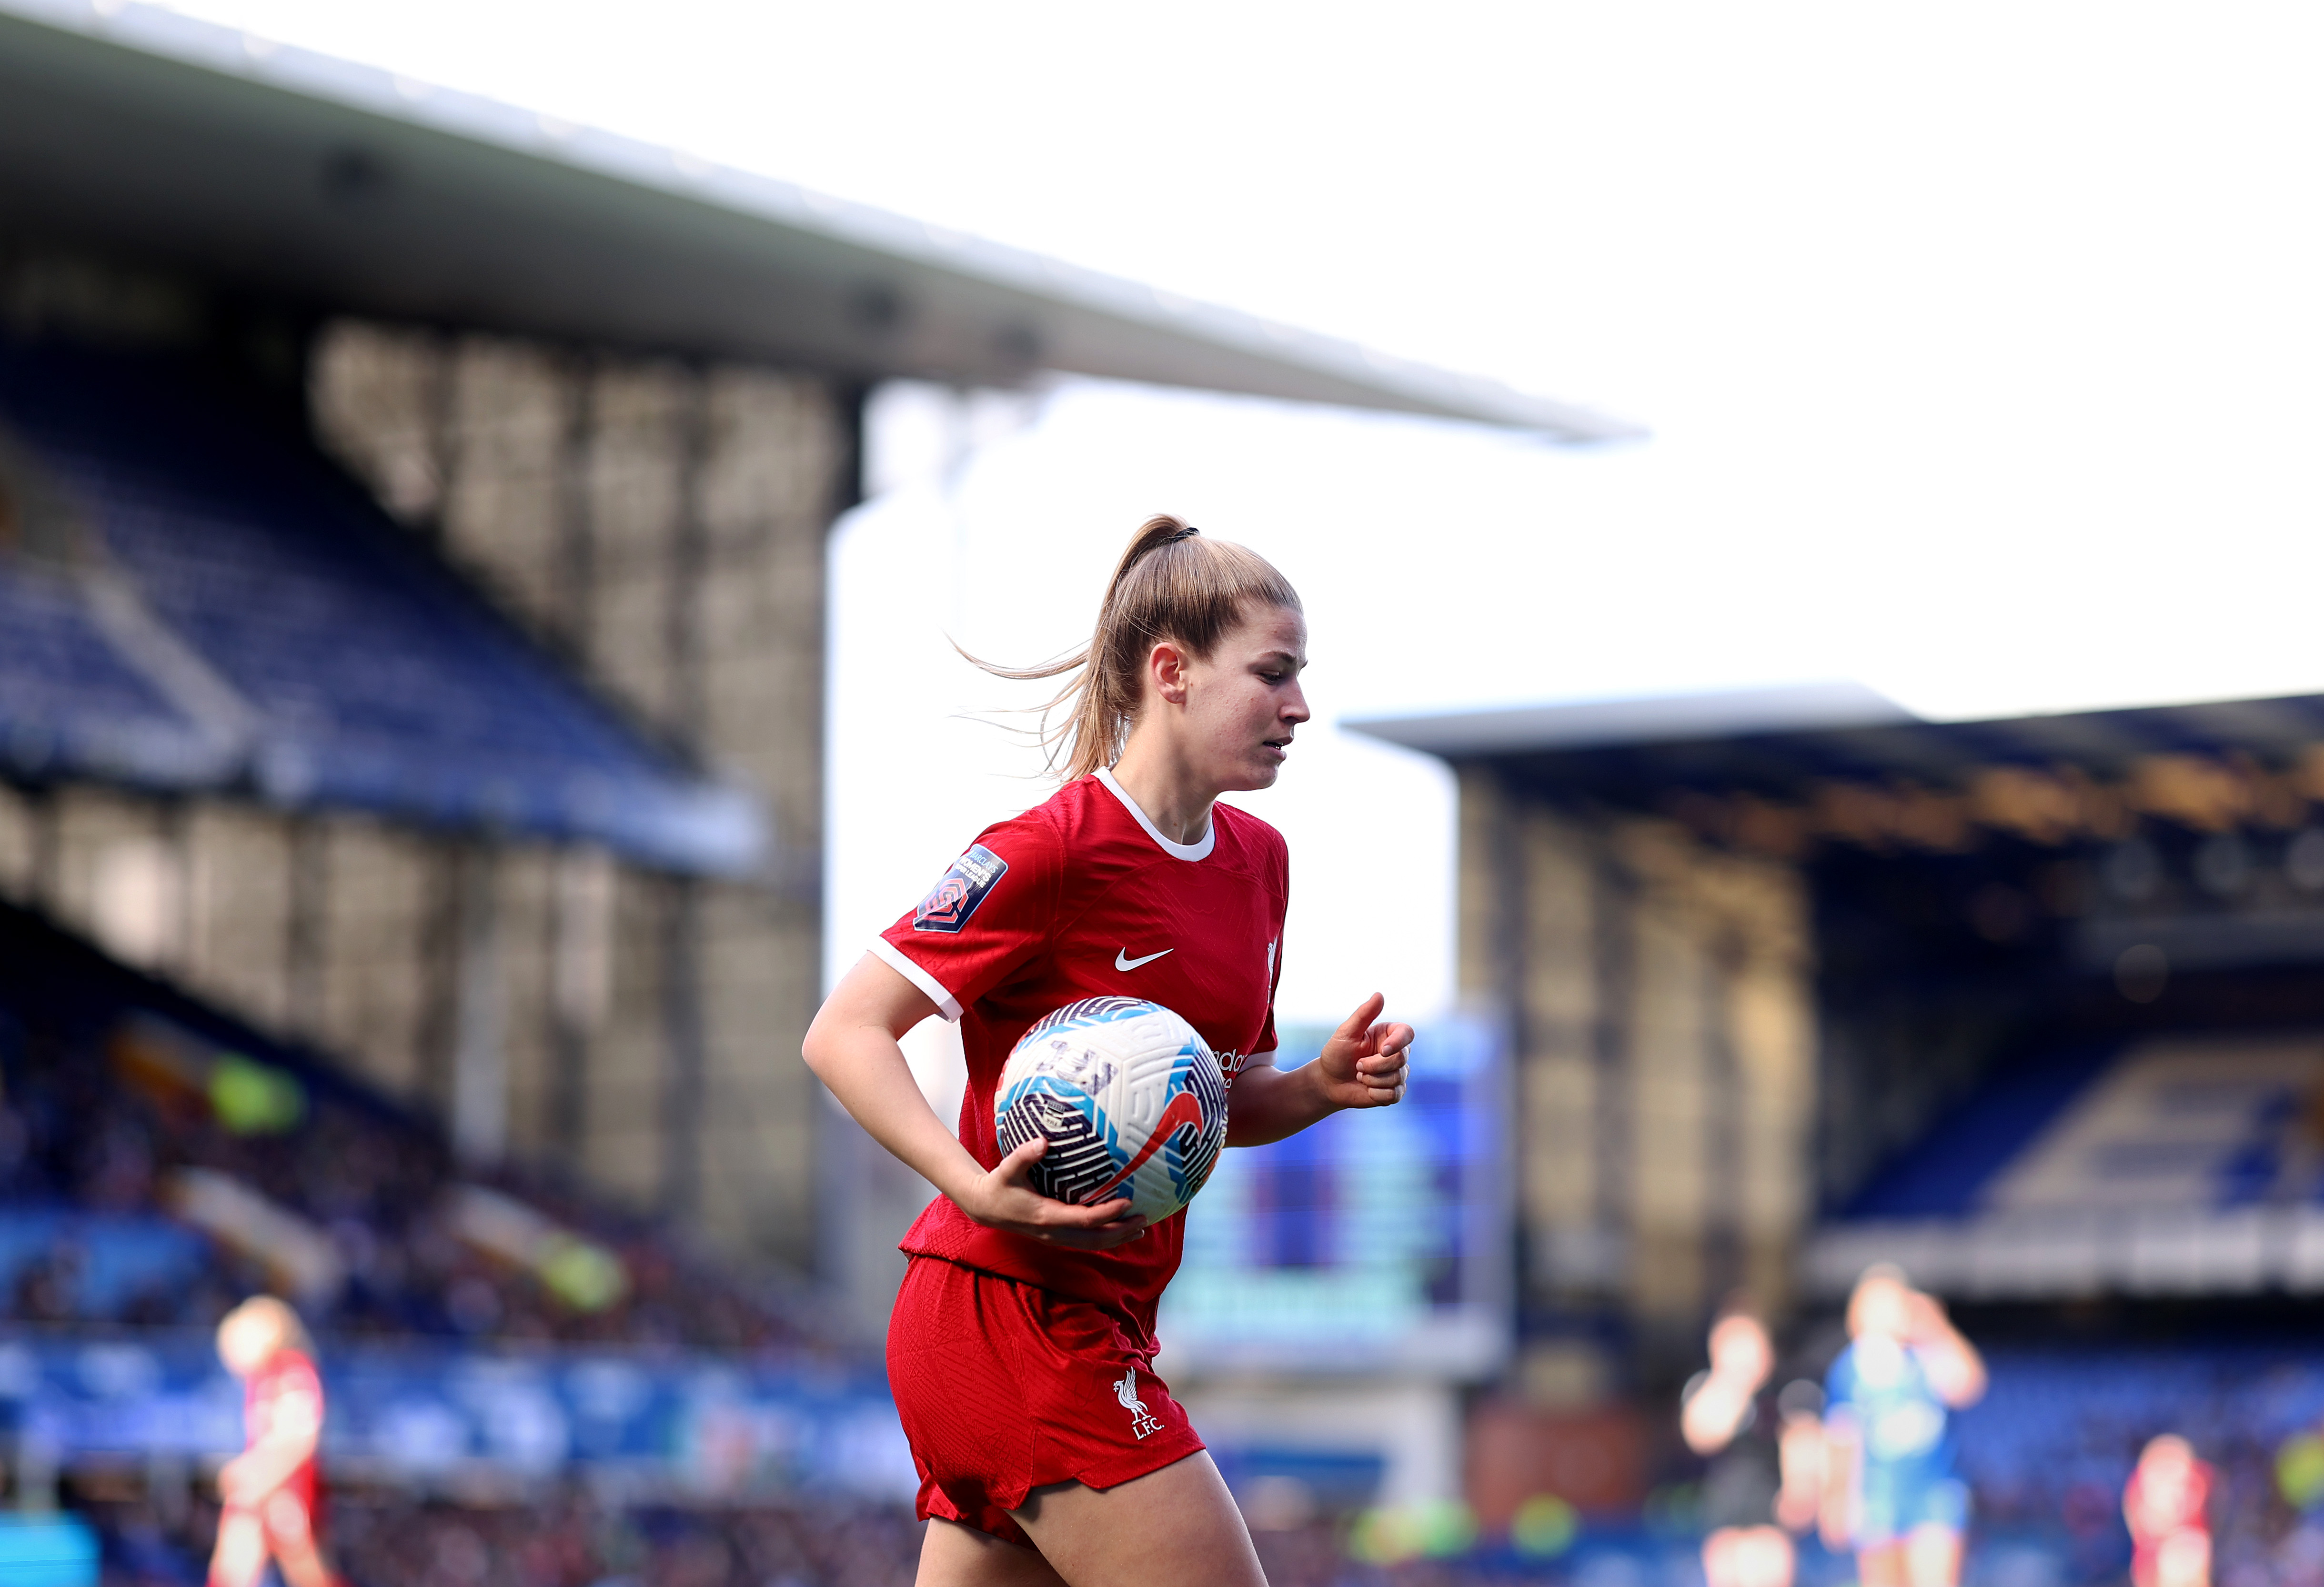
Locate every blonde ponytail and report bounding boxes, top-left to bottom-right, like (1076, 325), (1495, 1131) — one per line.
(966, 514), (1301, 782)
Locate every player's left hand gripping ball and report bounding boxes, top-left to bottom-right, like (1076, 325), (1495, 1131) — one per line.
(1317, 992), (1412, 1109)
(995, 997), (1230, 1224)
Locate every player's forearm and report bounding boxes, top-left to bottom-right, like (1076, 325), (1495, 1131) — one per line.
(1924, 1330), (1987, 1404)
(803, 1022), (986, 1202)
(1818, 1424), (1857, 1534)
(1224, 1061), (1337, 1145)
(1681, 1375), (1749, 1454)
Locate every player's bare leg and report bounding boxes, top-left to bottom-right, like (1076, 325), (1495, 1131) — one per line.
(1902, 1523), (1962, 1587)
(1706, 1525), (1795, 1587)
(206, 1512), (269, 1587)
(1859, 1540), (1909, 1587)
(1008, 1452), (1265, 1587)
(916, 1517), (1069, 1587)
(262, 1493), (340, 1587)
(2156, 1530), (2212, 1587)
(274, 1536), (338, 1587)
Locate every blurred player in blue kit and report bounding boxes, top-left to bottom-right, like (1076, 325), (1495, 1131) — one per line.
(1821, 1266), (1987, 1587)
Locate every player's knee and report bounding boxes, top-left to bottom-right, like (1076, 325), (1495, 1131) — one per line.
(211, 1519), (266, 1582)
(2157, 1531), (2210, 1587)
(262, 1491), (312, 1543)
(1735, 1526), (1794, 1587)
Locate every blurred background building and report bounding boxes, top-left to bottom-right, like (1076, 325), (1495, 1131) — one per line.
(0, 6), (1620, 1584)
(1355, 685), (2324, 1557)
(10, 3), (2324, 1586)
(0, 0), (1606, 1265)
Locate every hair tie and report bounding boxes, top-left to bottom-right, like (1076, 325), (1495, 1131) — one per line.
(1165, 525), (1200, 543)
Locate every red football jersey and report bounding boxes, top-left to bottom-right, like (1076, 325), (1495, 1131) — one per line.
(240, 1347), (322, 1509)
(2126, 1461), (2212, 1545)
(874, 770), (1286, 1330)
(245, 1348), (322, 1446)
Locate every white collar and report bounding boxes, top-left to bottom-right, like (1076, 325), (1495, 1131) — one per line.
(1095, 767), (1215, 861)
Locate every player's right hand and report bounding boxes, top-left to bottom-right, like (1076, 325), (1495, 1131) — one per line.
(1904, 1287), (1951, 1338)
(955, 1136), (1147, 1250)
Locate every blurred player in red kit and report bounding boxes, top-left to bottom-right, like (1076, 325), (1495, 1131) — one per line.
(2125, 1435), (2213, 1587)
(805, 516), (1413, 1587)
(209, 1296), (341, 1587)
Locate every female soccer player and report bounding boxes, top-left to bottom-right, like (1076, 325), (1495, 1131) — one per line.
(209, 1295), (342, 1587)
(2124, 1435), (2213, 1587)
(1820, 1266), (1986, 1587)
(1681, 1299), (1825, 1587)
(803, 515), (1413, 1587)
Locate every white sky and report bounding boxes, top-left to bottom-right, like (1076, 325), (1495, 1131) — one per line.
(162, 0), (2324, 1024)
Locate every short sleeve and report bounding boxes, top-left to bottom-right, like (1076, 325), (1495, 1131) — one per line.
(1823, 1349), (1856, 1413)
(1253, 827), (1288, 1057)
(873, 814), (1063, 1021)
(1253, 932), (1281, 1059)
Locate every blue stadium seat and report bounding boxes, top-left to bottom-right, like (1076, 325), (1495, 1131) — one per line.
(0, 340), (757, 873)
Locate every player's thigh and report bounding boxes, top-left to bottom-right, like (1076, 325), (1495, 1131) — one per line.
(917, 1517), (1070, 1587)
(1858, 1539), (1910, 1587)
(1704, 1526), (1744, 1587)
(263, 1503), (334, 1587)
(259, 1490), (314, 1547)
(209, 1512), (270, 1587)
(2156, 1529), (2210, 1587)
(1010, 1450), (1263, 1587)
(1732, 1524), (1795, 1587)
(273, 1533), (337, 1587)
(1902, 1522), (1961, 1587)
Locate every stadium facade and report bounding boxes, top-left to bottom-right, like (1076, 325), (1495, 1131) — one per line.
(0, 0), (1623, 1284)
(1354, 684), (2324, 1406)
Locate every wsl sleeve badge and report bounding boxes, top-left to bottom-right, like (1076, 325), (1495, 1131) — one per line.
(994, 997), (1229, 1225)
(912, 844), (1007, 934)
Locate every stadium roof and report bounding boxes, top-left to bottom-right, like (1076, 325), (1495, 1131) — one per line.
(1348, 682), (1919, 763)
(0, 0), (1638, 442)
(1350, 685), (2324, 817)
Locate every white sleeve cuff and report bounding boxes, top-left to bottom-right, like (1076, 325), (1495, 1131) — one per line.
(868, 938), (964, 1022)
(1242, 1049), (1280, 1070)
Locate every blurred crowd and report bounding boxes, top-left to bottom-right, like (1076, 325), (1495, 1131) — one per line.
(0, 1001), (819, 1353)
(74, 1487), (923, 1587)
(17, 913), (2324, 1587)
(1962, 1354), (2324, 1587)
(68, 1486), (1649, 1587)
(50, 1416), (2324, 1587)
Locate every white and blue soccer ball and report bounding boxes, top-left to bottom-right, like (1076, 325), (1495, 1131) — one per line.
(994, 997), (1229, 1225)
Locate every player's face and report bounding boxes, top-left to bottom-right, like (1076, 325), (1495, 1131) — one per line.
(216, 1308), (281, 1376)
(1710, 1314), (1773, 1381)
(1849, 1276), (1912, 1339)
(2143, 1437), (2193, 1484)
(1181, 603), (1309, 792)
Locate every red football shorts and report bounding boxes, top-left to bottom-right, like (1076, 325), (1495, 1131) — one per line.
(887, 1255), (1205, 1547)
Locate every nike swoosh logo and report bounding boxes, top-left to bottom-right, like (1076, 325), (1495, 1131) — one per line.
(1115, 948), (1173, 972)
(1091, 1088), (1209, 1203)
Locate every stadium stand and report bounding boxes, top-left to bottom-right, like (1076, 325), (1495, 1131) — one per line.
(0, 895), (824, 1349)
(0, 895), (931, 1583)
(0, 340), (757, 874)
(27, 894), (2324, 1587)
(1809, 1029), (2324, 1298)
(1952, 1346), (2324, 1587)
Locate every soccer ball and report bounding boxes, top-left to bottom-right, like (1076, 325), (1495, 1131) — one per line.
(994, 997), (1229, 1225)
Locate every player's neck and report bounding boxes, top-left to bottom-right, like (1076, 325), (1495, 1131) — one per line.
(1105, 745), (1216, 847)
